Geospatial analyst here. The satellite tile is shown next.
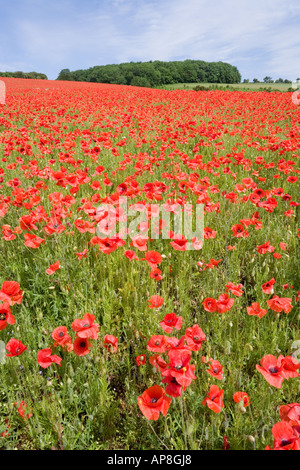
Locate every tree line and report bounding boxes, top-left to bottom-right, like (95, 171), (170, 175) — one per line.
(56, 60), (242, 87)
(244, 77), (292, 84)
(0, 71), (48, 80)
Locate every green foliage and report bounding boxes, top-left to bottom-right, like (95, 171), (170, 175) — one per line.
(263, 76), (273, 83)
(56, 59), (242, 87)
(56, 69), (72, 81)
(0, 71), (48, 80)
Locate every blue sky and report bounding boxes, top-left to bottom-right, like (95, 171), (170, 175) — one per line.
(0, 0), (299, 81)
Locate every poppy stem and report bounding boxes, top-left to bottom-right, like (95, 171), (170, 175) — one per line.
(146, 420), (170, 450)
(180, 390), (188, 449)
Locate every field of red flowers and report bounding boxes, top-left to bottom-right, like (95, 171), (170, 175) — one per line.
(0, 77), (299, 450)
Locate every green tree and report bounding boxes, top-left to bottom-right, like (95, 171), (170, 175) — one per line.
(263, 76), (273, 83)
(57, 69), (72, 80)
(58, 60), (242, 87)
(130, 76), (151, 88)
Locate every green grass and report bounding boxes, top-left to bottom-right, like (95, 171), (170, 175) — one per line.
(159, 82), (294, 92)
(0, 81), (299, 450)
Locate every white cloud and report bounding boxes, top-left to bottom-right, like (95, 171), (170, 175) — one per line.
(2, 0), (299, 80)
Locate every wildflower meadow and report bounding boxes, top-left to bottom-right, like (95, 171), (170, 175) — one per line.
(0, 77), (299, 451)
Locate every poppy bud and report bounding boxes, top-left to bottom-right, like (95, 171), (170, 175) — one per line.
(235, 399), (246, 413)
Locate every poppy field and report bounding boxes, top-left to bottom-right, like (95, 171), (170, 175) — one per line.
(0, 77), (299, 450)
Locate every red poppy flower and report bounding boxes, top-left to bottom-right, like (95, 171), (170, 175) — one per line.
(147, 295), (164, 309)
(18, 214), (38, 231)
(170, 235), (188, 251)
(267, 296), (293, 314)
(75, 248), (88, 260)
(202, 385), (224, 413)
(90, 180), (102, 191)
(204, 259), (221, 270)
(164, 348), (196, 388)
(261, 278), (275, 294)
(144, 250), (163, 267)
(136, 354), (146, 366)
(206, 359), (223, 380)
(0, 204), (9, 220)
(247, 302), (267, 318)
(149, 267), (163, 281)
(37, 348), (62, 368)
(73, 336), (91, 356)
(279, 403), (300, 425)
(191, 237), (203, 250)
(74, 219), (95, 234)
(258, 197), (278, 213)
(270, 421), (300, 450)
(0, 302), (15, 330)
(165, 335), (186, 351)
(256, 354), (286, 388)
(24, 233), (45, 248)
(202, 298), (217, 312)
(223, 436), (230, 450)
(130, 235), (148, 252)
(279, 356), (300, 379)
(14, 401), (32, 420)
(185, 324), (206, 351)
(286, 176), (298, 183)
(97, 236), (125, 254)
(147, 335), (168, 353)
(284, 209), (294, 217)
(104, 334), (118, 353)
(159, 313), (183, 333)
(43, 217), (66, 235)
(52, 326), (73, 350)
(225, 282), (244, 297)
(203, 227), (217, 240)
(116, 183), (127, 194)
(71, 313), (99, 340)
(124, 250), (139, 260)
(1, 225), (16, 241)
(216, 294), (234, 313)
(137, 384), (171, 421)
(233, 392), (251, 407)
(231, 224), (249, 238)
(6, 338), (27, 357)
(161, 369), (187, 397)
(0, 281), (23, 305)
(46, 260), (60, 275)
(256, 241), (275, 254)
(149, 354), (168, 373)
